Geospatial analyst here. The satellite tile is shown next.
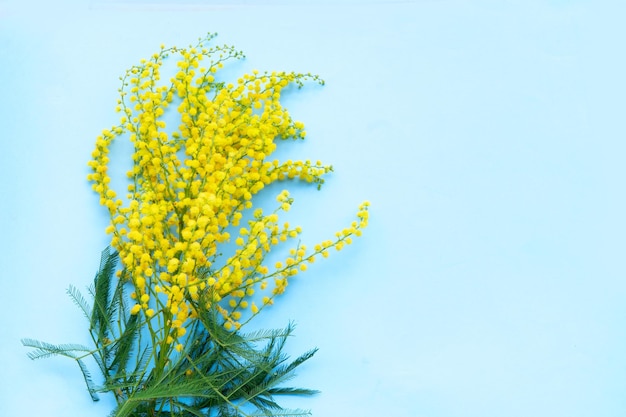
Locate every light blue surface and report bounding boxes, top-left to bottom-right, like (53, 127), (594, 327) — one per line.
(2, 1), (626, 416)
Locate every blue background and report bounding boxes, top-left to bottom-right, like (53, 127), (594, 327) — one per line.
(2, 0), (626, 416)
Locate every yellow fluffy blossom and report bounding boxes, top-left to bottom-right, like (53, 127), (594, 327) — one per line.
(87, 33), (369, 344)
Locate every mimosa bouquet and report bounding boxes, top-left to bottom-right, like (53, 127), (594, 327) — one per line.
(23, 32), (368, 417)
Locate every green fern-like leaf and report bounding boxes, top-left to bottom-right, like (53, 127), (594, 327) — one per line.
(90, 247), (119, 340)
(21, 338), (100, 401)
(266, 387), (319, 397)
(77, 357), (101, 401)
(21, 339), (92, 360)
(109, 316), (139, 371)
(267, 348), (318, 387)
(67, 284), (92, 322)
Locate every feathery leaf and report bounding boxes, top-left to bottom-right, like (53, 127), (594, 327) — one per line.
(21, 338), (91, 360)
(66, 284), (92, 322)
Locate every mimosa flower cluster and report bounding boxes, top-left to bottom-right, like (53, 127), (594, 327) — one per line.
(87, 33), (368, 349)
(25, 33), (368, 417)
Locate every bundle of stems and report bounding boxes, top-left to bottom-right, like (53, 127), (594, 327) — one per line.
(24, 248), (320, 416)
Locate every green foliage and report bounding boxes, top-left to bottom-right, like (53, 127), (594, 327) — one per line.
(22, 248), (318, 416)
